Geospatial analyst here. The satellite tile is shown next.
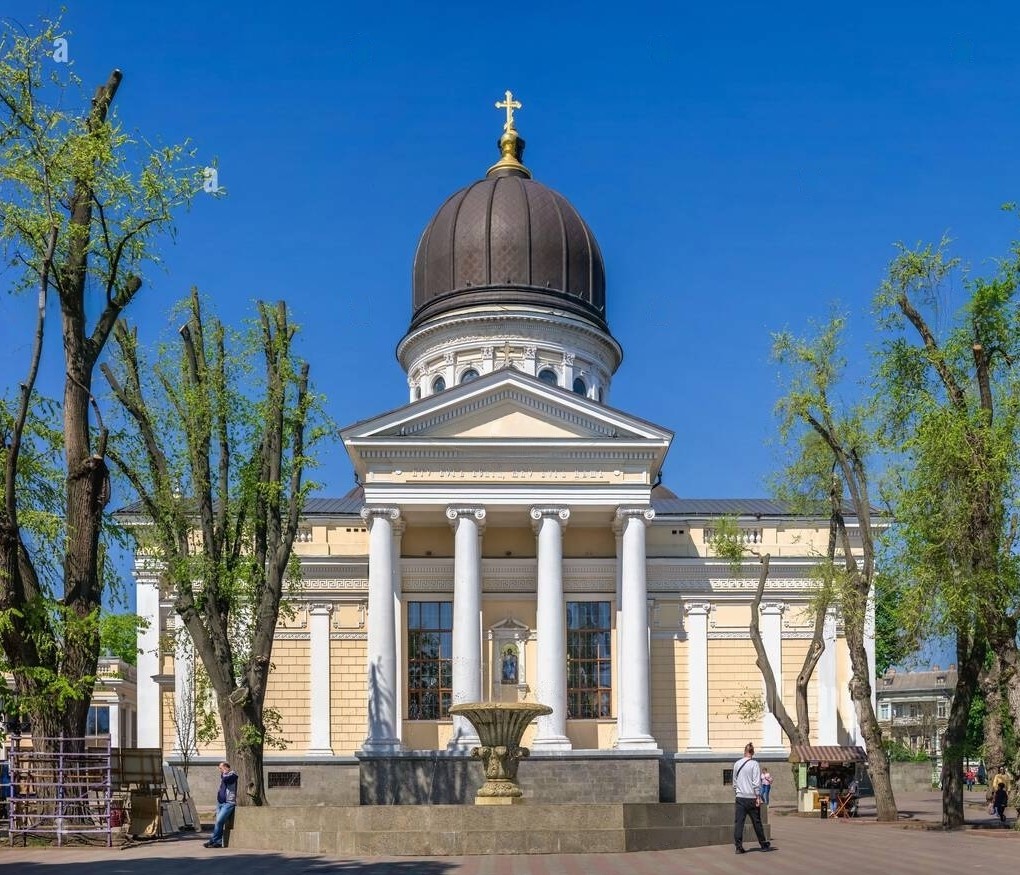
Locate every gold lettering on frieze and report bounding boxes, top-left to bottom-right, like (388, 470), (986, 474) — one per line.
(404, 469), (613, 482)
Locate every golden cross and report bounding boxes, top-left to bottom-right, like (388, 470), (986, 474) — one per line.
(495, 90), (522, 132)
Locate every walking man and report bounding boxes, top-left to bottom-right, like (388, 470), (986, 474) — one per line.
(733, 742), (772, 854)
(204, 761), (238, 848)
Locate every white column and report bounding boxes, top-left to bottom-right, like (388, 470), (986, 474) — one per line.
(447, 506), (486, 748)
(530, 506), (572, 750)
(307, 603), (334, 755)
(615, 507), (658, 750)
(361, 506), (401, 753)
(760, 602), (785, 751)
(392, 520), (405, 747)
(861, 584), (877, 752)
(614, 527), (624, 745)
(818, 609), (838, 745)
(172, 626), (196, 757)
(684, 602), (711, 751)
(108, 701), (121, 749)
(135, 562), (162, 748)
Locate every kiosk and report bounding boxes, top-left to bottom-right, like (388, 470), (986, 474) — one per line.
(789, 745), (868, 816)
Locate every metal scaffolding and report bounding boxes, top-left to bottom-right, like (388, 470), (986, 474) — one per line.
(7, 734), (113, 847)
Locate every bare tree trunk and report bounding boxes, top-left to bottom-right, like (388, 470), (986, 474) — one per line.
(746, 552), (822, 747)
(982, 656), (1005, 775)
(941, 632), (986, 827)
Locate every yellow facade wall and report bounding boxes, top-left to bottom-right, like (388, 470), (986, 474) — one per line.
(402, 525), (454, 557)
(265, 639), (310, 750)
(707, 639), (766, 750)
(331, 637), (367, 755)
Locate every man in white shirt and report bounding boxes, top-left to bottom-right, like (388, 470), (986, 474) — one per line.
(732, 742), (772, 854)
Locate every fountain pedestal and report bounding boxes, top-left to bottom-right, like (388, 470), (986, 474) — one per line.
(449, 702), (552, 805)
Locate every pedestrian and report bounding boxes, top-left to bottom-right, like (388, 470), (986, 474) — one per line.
(732, 742), (772, 855)
(204, 761), (238, 848)
(760, 767), (773, 805)
(993, 782), (1008, 824)
(828, 774), (842, 816)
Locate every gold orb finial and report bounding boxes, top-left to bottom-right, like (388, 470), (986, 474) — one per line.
(487, 90), (531, 179)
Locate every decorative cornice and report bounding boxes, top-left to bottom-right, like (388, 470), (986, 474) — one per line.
(398, 387), (621, 439)
(397, 310), (623, 372)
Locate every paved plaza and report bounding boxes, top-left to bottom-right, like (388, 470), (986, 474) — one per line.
(0, 793), (1014, 875)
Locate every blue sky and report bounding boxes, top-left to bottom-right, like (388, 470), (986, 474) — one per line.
(4, 2), (1020, 644)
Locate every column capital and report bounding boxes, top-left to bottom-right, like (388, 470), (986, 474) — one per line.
(613, 506), (655, 531)
(683, 601), (713, 617)
(760, 601), (787, 616)
(446, 506), (486, 527)
(530, 506), (570, 531)
(361, 506), (401, 526)
(308, 603), (334, 617)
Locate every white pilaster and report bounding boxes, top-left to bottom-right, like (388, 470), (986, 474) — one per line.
(818, 609), (838, 745)
(135, 562), (162, 749)
(361, 506), (402, 753)
(530, 506), (572, 750)
(307, 603), (334, 755)
(760, 602), (785, 752)
(172, 626), (196, 757)
(615, 507), (658, 750)
(684, 602), (711, 751)
(447, 506), (486, 748)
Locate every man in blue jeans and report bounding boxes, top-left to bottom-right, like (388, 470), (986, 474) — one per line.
(204, 762), (238, 848)
(733, 742), (772, 854)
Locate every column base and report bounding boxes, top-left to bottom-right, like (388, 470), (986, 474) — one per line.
(615, 734), (660, 751)
(305, 747), (336, 757)
(531, 735), (573, 752)
(360, 738), (403, 755)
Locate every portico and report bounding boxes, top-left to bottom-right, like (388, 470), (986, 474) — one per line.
(343, 367), (672, 754)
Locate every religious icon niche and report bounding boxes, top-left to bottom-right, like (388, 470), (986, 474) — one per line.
(500, 644), (519, 685)
(488, 617), (530, 698)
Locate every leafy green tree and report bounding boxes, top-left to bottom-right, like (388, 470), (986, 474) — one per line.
(869, 231), (1020, 824)
(874, 232), (1020, 827)
(103, 290), (324, 806)
(771, 315), (898, 821)
(98, 612), (145, 665)
(0, 16), (201, 752)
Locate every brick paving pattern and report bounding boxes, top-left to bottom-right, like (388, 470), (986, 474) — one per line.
(1, 792), (1015, 875)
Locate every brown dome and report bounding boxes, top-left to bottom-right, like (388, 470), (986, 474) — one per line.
(410, 173), (607, 333)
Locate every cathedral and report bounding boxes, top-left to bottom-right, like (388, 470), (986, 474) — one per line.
(133, 94), (872, 803)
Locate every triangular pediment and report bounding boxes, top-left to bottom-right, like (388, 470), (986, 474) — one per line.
(341, 369), (671, 443)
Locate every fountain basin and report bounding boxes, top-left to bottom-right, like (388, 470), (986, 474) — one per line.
(449, 701), (552, 804)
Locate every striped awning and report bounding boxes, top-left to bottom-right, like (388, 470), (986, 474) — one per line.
(788, 745), (868, 765)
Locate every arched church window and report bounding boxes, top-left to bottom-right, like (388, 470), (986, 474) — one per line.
(573, 377), (587, 396)
(432, 376), (446, 393)
(538, 368), (558, 386)
(460, 368), (479, 384)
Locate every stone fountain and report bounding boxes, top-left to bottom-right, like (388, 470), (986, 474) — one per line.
(449, 701), (552, 804)
(227, 700), (750, 855)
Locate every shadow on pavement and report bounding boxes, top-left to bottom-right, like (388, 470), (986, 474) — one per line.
(5, 854), (457, 874)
